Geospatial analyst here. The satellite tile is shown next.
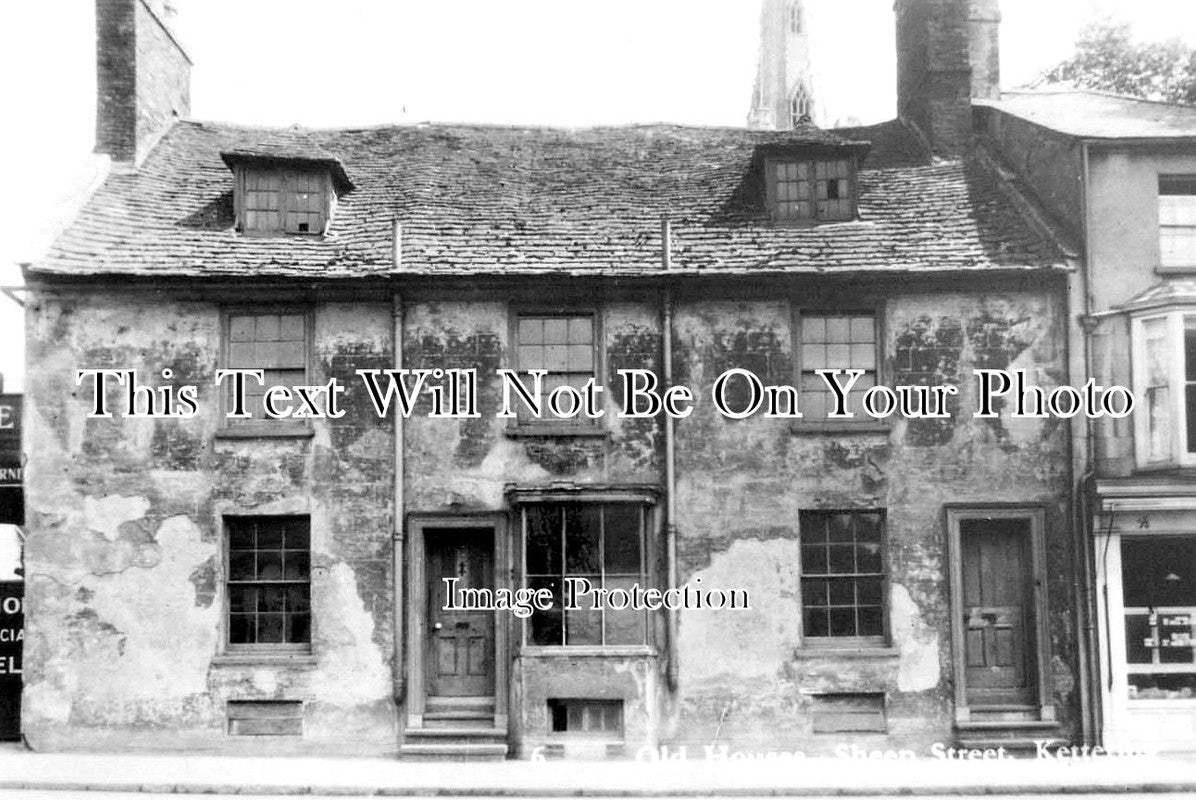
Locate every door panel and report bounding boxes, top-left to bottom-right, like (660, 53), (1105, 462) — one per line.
(960, 519), (1036, 705)
(426, 529), (494, 697)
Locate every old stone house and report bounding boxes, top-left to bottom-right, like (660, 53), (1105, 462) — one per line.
(977, 91), (1196, 753)
(20, 0), (1087, 758)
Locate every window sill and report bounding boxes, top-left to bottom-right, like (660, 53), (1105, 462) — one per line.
(1155, 264), (1196, 275)
(792, 645), (899, 659)
(789, 420), (891, 435)
(520, 645), (657, 658)
(212, 653), (317, 667)
(214, 427), (315, 440)
(504, 425), (610, 439)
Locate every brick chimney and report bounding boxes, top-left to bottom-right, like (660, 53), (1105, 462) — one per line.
(895, 0), (1000, 156)
(95, 0), (191, 164)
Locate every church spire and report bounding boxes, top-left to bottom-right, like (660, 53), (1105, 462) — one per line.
(748, 0), (817, 130)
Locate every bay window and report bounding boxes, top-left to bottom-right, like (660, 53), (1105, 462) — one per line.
(1132, 309), (1196, 468)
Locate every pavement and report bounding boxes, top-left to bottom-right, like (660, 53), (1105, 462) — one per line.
(2, 745), (1196, 797)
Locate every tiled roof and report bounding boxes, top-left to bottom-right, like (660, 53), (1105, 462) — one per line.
(33, 119), (1067, 280)
(980, 90), (1196, 140)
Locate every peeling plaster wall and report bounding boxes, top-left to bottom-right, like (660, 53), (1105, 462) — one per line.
(403, 297), (666, 754)
(24, 282), (1075, 757)
(23, 292), (395, 754)
(670, 289), (1076, 753)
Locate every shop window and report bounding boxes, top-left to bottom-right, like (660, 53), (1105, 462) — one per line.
(1121, 536), (1196, 700)
(1160, 176), (1196, 269)
(1131, 310), (1196, 467)
(766, 156), (854, 223)
(226, 516), (311, 650)
(799, 510), (886, 643)
(548, 699), (623, 736)
(523, 503), (646, 647)
(514, 313), (597, 428)
(798, 311), (879, 421)
(222, 309), (309, 433)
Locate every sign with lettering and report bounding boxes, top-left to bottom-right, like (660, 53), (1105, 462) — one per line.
(0, 580), (21, 740)
(0, 395), (21, 527)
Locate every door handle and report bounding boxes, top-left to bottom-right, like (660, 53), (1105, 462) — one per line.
(433, 622), (443, 631)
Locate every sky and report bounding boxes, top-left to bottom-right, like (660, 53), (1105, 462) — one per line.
(1, 0), (1194, 393)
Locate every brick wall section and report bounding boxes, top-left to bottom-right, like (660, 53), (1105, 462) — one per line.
(95, 0), (190, 162)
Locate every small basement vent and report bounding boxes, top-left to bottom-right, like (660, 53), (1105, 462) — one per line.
(227, 700), (304, 737)
(548, 699), (623, 736)
(811, 693), (886, 733)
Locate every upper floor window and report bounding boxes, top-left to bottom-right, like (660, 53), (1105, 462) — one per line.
(1132, 308), (1196, 467)
(799, 510), (886, 644)
(1160, 176), (1196, 269)
(223, 309), (309, 434)
(514, 312), (598, 428)
(766, 156), (854, 223)
(797, 310), (879, 421)
(237, 168), (330, 235)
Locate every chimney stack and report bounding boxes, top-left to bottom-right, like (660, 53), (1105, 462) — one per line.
(95, 0), (191, 164)
(894, 0), (1001, 156)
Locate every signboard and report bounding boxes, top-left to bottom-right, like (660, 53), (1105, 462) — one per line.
(0, 394), (20, 527)
(0, 579), (20, 741)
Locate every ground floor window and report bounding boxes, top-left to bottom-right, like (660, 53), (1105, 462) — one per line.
(226, 516), (311, 649)
(799, 510), (885, 642)
(1121, 535), (1196, 700)
(548, 699), (623, 736)
(523, 503), (647, 647)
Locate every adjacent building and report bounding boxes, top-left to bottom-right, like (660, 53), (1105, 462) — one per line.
(977, 90), (1196, 753)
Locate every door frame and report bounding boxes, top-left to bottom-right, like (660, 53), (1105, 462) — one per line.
(406, 513), (509, 729)
(945, 505), (1054, 723)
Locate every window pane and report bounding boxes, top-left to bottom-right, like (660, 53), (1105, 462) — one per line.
(801, 544), (827, 574)
(565, 506), (601, 574)
(566, 601), (602, 645)
(604, 506), (642, 573)
(530, 575), (563, 646)
(525, 506), (560, 575)
(603, 576), (647, 645)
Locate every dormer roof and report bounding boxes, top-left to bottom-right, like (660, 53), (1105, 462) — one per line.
(219, 127), (355, 194)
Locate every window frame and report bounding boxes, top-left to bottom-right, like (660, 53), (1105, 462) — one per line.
(763, 153), (858, 225)
(223, 515), (313, 655)
(506, 305), (606, 437)
(234, 165), (331, 237)
(1158, 175), (1196, 271)
(792, 304), (887, 432)
(796, 509), (889, 648)
(217, 305), (315, 439)
(1131, 307), (1196, 469)
(509, 487), (658, 656)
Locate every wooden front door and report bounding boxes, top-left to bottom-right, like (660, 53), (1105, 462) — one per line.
(425, 529), (494, 697)
(960, 519), (1036, 706)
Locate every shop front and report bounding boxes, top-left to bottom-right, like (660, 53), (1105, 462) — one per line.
(1094, 484), (1196, 752)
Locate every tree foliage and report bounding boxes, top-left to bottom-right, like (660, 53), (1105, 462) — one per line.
(1033, 20), (1196, 105)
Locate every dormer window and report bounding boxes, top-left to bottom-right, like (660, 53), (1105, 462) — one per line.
(239, 168), (329, 235)
(221, 140), (354, 238)
(765, 155), (855, 223)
